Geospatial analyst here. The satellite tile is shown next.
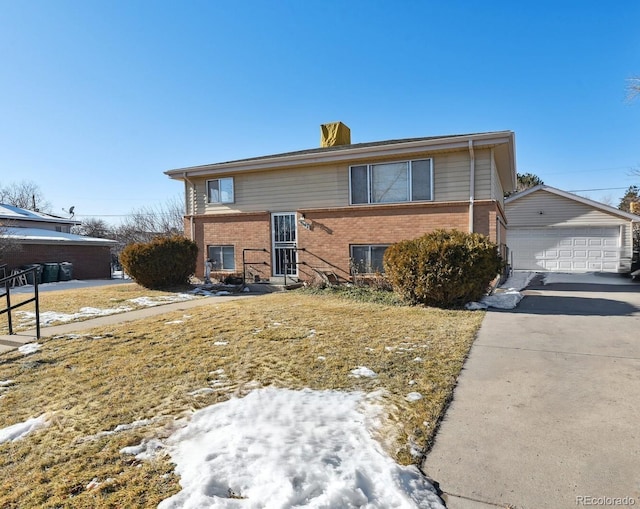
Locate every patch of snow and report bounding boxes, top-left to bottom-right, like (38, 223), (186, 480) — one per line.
(0, 380), (15, 387)
(408, 380), (416, 386)
(18, 306), (133, 326)
(542, 272), (636, 286)
(165, 320), (184, 325)
(307, 329), (316, 337)
(405, 392), (423, 402)
(500, 271), (536, 291)
(242, 286), (251, 293)
(113, 418), (154, 433)
(156, 387), (444, 508)
(413, 357), (423, 362)
(214, 291), (232, 296)
(189, 388), (216, 396)
(464, 301), (488, 311)
(120, 438), (165, 460)
(317, 356), (326, 361)
(18, 343), (41, 355)
(213, 341), (228, 346)
(128, 294), (197, 307)
(0, 414), (48, 444)
(481, 290), (523, 310)
(349, 366), (377, 378)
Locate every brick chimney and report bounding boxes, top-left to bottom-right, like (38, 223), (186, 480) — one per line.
(320, 122), (351, 147)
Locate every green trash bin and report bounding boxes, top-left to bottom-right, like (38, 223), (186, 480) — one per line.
(21, 264), (42, 285)
(41, 263), (60, 283)
(59, 262), (73, 281)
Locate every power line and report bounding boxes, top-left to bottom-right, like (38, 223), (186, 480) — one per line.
(566, 187), (629, 192)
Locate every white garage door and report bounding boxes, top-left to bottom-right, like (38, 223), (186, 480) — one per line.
(508, 227), (621, 272)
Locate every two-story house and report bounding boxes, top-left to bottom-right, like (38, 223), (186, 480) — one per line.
(165, 124), (517, 282)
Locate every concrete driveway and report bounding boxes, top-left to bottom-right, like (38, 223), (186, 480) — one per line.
(423, 273), (640, 509)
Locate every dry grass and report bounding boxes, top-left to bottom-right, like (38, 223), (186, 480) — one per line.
(0, 283), (200, 334)
(0, 289), (484, 508)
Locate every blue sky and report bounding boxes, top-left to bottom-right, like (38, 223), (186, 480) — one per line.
(1, 1), (639, 222)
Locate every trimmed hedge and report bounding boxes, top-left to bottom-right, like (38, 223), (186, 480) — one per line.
(120, 236), (198, 289)
(383, 229), (502, 308)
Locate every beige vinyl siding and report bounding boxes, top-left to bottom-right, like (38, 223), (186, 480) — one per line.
(432, 152), (469, 201)
(506, 190), (633, 255)
(491, 150), (505, 206)
(191, 148), (496, 214)
(474, 149), (492, 200)
(194, 164), (348, 214)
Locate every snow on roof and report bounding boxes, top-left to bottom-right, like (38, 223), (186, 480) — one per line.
(0, 203), (79, 224)
(2, 227), (116, 245)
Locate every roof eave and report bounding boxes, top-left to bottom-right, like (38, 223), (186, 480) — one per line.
(165, 131), (516, 179)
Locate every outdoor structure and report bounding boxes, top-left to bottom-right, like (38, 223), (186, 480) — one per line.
(0, 204), (116, 280)
(505, 185), (640, 273)
(165, 125), (517, 282)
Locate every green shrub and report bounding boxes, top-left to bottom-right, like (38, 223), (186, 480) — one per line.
(383, 229), (503, 308)
(120, 235), (198, 289)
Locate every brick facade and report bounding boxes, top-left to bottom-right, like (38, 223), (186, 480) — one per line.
(2, 244), (112, 280)
(190, 200), (504, 283)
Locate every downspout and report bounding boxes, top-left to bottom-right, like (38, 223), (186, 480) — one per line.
(182, 172), (196, 241)
(468, 140), (475, 233)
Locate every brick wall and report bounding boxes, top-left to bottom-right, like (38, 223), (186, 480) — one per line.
(191, 200), (503, 283)
(2, 244), (112, 279)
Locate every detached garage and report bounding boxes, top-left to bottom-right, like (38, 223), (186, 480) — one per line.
(505, 185), (640, 273)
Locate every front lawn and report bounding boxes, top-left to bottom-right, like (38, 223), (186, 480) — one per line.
(0, 290), (484, 508)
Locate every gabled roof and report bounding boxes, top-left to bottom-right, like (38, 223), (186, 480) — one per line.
(505, 185), (640, 222)
(165, 130), (517, 193)
(0, 203), (79, 225)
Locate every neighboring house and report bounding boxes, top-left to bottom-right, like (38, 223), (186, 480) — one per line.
(0, 204), (116, 280)
(505, 185), (640, 273)
(165, 124), (516, 282)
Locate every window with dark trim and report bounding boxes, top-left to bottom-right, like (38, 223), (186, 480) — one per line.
(207, 177), (234, 204)
(350, 245), (389, 274)
(208, 245), (235, 271)
(349, 159), (432, 204)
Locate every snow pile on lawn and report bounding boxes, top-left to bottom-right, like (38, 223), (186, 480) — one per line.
(18, 343), (41, 355)
(466, 271), (536, 310)
(16, 294), (199, 326)
(0, 414), (48, 444)
(126, 294), (198, 307)
(131, 387), (444, 508)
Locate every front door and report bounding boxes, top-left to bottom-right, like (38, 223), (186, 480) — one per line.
(272, 212), (297, 277)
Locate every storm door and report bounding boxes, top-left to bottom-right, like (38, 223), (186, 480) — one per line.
(271, 213), (297, 277)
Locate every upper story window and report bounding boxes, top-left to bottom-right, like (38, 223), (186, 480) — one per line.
(207, 177), (234, 204)
(349, 159), (432, 205)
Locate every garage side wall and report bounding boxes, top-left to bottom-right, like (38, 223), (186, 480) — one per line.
(2, 244), (112, 279)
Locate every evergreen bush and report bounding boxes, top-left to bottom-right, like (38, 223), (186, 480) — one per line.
(383, 229), (502, 308)
(120, 235), (198, 289)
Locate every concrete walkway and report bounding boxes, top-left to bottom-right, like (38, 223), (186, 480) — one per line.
(0, 294), (252, 354)
(423, 275), (640, 509)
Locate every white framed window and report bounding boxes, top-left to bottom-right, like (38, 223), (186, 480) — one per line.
(349, 159), (432, 204)
(208, 245), (235, 271)
(207, 177), (234, 204)
(350, 245), (389, 274)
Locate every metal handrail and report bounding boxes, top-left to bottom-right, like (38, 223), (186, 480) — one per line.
(0, 266), (40, 339)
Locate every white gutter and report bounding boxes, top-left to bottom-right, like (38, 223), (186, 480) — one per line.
(468, 140), (475, 233)
(182, 172), (196, 241)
